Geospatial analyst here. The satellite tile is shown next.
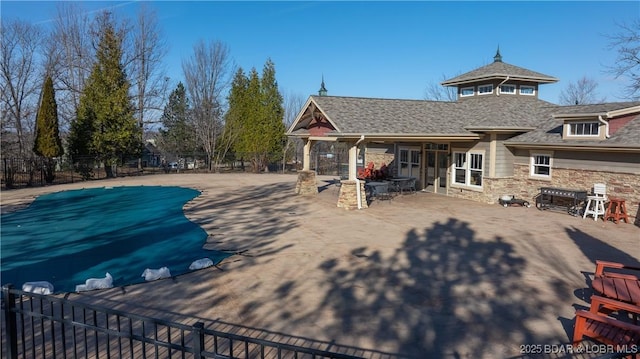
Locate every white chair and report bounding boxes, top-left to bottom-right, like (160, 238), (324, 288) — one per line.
(583, 183), (607, 221)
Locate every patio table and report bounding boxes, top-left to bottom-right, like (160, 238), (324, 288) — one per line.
(388, 177), (416, 194)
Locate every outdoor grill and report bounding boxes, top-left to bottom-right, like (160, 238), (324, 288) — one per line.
(537, 187), (588, 216)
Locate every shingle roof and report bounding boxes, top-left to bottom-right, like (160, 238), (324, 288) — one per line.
(292, 96), (640, 148)
(505, 109), (640, 148)
(441, 61), (558, 86)
(307, 95), (555, 135)
(310, 96), (468, 135)
(551, 102), (640, 116)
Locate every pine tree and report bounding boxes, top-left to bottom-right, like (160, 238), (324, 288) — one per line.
(33, 74), (64, 183)
(68, 11), (140, 178)
(160, 82), (196, 156)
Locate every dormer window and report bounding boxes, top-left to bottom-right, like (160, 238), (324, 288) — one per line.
(460, 87), (474, 97)
(520, 85), (535, 95)
(568, 122), (600, 137)
(478, 84), (493, 95)
(499, 84), (516, 94)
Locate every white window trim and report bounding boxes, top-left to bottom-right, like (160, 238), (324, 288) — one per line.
(478, 84), (493, 95)
(460, 86), (474, 97)
(520, 85), (535, 96)
(499, 84), (516, 95)
(529, 151), (553, 179)
(451, 149), (484, 189)
(566, 122), (601, 137)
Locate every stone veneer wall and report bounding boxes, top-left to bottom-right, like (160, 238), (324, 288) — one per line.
(337, 180), (368, 210)
(449, 164), (640, 222)
(295, 170), (318, 196)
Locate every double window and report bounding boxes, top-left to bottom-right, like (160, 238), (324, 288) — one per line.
(568, 122), (600, 136)
(530, 152), (552, 178)
(452, 151), (484, 187)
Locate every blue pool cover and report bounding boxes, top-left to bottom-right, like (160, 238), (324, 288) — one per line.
(1, 186), (231, 293)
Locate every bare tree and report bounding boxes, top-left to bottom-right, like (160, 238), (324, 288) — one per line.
(182, 39), (233, 171)
(0, 20), (43, 157)
(605, 19), (640, 100)
(48, 2), (94, 129)
(558, 76), (606, 105)
(125, 3), (169, 132)
(281, 90), (305, 172)
(424, 74), (458, 102)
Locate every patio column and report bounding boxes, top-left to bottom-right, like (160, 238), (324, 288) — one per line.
(296, 138), (318, 195)
(348, 142), (358, 180)
(302, 139), (313, 171)
(337, 139), (368, 210)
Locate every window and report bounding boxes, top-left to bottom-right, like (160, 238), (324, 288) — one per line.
(453, 153), (466, 185)
(460, 87), (474, 97)
(478, 84), (493, 95)
(520, 85), (535, 95)
(499, 84), (516, 94)
(530, 153), (552, 178)
(452, 151), (484, 187)
(568, 122), (600, 136)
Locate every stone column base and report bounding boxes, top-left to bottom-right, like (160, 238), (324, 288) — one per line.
(295, 171), (318, 195)
(337, 180), (368, 210)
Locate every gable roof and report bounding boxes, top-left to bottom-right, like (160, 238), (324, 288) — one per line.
(505, 102), (640, 149)
(441, 60), (558, 86)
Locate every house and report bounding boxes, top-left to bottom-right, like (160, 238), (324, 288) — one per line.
(287, 50), (640, 221)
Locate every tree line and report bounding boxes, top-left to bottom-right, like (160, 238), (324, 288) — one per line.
(1, 3), (303, 183)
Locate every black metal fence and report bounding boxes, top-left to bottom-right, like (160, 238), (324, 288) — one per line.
(2, 285), (362, 359)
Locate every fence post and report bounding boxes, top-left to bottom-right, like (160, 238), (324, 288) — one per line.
(192, 322), (205, 359)
(3, 284), (18, 359)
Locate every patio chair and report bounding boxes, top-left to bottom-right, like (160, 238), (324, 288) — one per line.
(583, 183), (607, 221)
(591, 260), (640, 307)
(573, 309), (640, 347)
(399, 178), (416, 194)
(372, 182), (393, 202)
(588, 295), (640, 323)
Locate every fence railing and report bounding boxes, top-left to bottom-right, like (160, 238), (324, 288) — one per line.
(2, 285), (363, 359)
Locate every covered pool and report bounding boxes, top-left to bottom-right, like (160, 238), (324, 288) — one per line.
(1, 186), (231, 293)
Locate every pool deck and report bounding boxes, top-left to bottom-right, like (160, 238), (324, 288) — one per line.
(2, 173), (639, 358)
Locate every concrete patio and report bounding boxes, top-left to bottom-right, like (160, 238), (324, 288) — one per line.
(1, 173), (638, 358)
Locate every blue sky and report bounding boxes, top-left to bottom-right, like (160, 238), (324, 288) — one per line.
(2, 1), (639, 104)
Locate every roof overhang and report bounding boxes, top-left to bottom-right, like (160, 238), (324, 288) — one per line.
(552, 105), (640, 120)
(504, 142), (640, 153)
(287, 133), (481, 142)
(442, 75), (558, 87)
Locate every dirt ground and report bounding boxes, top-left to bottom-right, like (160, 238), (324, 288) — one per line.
(1, 173), (638, 358)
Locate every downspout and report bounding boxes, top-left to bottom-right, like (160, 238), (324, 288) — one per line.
(598, 115), (610, 138)
(496, 76), (510, 96)
(354, 135), (365, 209)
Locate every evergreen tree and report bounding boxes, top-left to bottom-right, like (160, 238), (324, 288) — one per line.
(160, 82), (196, 156)
(33, 74), (64, 183)
(68, 11), (140, 178)
(227, 60), (285, 172)
(259, 59), (286, 170)
(224, 68), (249, 167)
